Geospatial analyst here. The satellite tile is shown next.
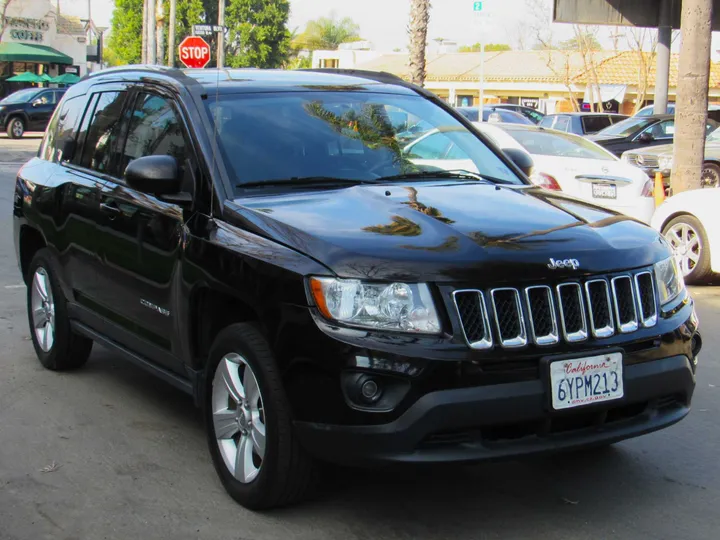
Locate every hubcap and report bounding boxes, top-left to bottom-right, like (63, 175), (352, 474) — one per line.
(211, 353), (266, 483)
(30, 267), (55, 352)
(665, 223), (701, 277)
(12, 120), (22, 137)
(701, 167), (720, 188)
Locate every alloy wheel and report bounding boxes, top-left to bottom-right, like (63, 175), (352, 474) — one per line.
(665, 222), (701, 277)
(11, 120), (23, 138)
(30, 267), (55, 352)
(701, 166), (720, 188)
(212, 352), (266, 483)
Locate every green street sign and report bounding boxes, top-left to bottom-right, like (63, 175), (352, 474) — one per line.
(473, 1), (483, 11)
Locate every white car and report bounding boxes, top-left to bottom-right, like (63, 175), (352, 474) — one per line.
(472, 123), (656, 223)
(650, 188), (720, 283)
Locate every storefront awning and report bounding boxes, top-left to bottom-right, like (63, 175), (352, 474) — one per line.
(0, 43), (73, 65)
(583, 84), (627, 104)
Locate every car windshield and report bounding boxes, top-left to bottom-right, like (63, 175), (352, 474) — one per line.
(0, 88), (40, 104)
(505, 128), (615, 160)
(596, 117), (656, 137)
(206, 92), (522, 192)
(708, 126), (720, 143)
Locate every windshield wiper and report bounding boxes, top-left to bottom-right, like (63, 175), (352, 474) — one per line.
(376, 169), (513, 184)
(237, 176), (379, 188)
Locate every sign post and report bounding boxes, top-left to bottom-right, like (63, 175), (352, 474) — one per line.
(473, 2), (485, 121)
(178, 36), (211, 69)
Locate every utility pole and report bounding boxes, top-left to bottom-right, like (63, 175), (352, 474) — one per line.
(168, 0), (176, 66)
(217, 0), (225, 68)
(654, 0), (672, 114)
(147, 0), (156, 64)
(671, 0), (713, 194)
(142, 0), (148, 63)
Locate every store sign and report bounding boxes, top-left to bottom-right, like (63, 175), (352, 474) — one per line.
(4, 17), (49, 42)
(520, 98), (540, 109)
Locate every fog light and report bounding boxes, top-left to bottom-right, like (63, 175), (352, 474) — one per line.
(361, 379), (379, 400)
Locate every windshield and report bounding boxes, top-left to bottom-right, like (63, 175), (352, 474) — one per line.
(0, 88), (40, 105)
(206, 92), (522, 192)
(505, 128), (615, 160)
(596, 117), (655, 137)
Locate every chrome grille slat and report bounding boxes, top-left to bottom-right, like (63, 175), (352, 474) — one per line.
(557, 283), (588, 342)
(525, 286), (559, 346)
(491, 288), (527, 348)
(585, 279), (615, 338)
(453, 270), (659, 349)
(611, 276), (639, 333)
(452, 290), (493, 349)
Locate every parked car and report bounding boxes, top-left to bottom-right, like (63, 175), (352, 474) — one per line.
(622, 126), (720, 188)
(651, 188), (720, 283)
(539, 112), (629, 136)
(490, 104), (545, 124)
(456, 106), (534, 124)
(16, 66), (700, 510)
(635, 103), (720, 119)
(0, 87), (66, 138)
(589, 114), (720, 157)
(471, 123), (655, 222)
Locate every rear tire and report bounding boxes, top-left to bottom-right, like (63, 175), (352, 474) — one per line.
(205, 323), (317, 510)
(7, 117), (24, 139)
(662, 215), (712, 284)
(26, 249), (93, 370)
(701, 162), (720, 188)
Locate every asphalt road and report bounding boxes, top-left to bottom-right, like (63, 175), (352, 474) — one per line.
(1, 137), (719, 540)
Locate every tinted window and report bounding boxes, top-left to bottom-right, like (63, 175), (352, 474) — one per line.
(0, 88), (39, 104)
(597, 117), (654, 137)
(41, 96), (84, 162)
(553, 116), (570, 132)
(121, 93), (187, 173)
(207, 92), (521, 191)
(79, 91), (127, 175)
(505, 128), (614, 160)
(34, 91), (54, 105)
(645, 120), (675, 139)
(524, 109), (545, 123)
(581, 115), (612, 134)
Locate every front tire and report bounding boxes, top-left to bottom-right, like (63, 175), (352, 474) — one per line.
(7, 117), (25, 139)
(205, 323), (317, 510)
(27, 249), (93, 370)
(662, 215), (712, 284)
(701, 162), (720, 188)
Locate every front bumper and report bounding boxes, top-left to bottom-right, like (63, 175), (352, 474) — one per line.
(296, 355), (695, 465)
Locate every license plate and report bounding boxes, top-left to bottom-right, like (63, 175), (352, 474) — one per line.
(549, 353), (624, 410)
(592, 183), (617, 199)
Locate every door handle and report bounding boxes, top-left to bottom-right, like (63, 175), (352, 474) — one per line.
(100, 201), (121, 219)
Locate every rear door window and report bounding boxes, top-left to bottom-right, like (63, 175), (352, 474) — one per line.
(553, 116), (570, 132)
(539, 116), (555, 129)
(581, 115), (612, 134)
(78, 91), (128, 176)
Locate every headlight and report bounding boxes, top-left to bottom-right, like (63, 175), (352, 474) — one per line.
(309, 277), (441, 334)
(654, 256), (685, 306)
(658, 154), (674, 171)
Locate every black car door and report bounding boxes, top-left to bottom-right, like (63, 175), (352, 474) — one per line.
(27, 90), (57, 130)
(94, 89), (195, 374)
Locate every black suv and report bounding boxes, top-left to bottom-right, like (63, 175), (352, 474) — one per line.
(0, 87), (66, 138)
(14, 67), (700, 510)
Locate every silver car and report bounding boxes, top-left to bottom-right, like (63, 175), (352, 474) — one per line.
(622, 126), (720, 188)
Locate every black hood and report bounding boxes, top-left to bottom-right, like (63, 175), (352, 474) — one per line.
(225, 182), (670, 283)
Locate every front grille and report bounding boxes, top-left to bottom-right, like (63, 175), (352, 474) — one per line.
(625, 153), (659, 169)
(453, 269), (658, 349)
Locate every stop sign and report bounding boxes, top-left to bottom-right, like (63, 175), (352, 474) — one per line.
(178, 36), (211, 69)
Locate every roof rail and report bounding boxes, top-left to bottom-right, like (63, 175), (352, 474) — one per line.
(297, 68), (407, 85)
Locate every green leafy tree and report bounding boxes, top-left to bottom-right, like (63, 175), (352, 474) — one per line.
(224, 0), (291, 68)
(294, 14), (361, 51)
(163, 0), (205, 65)
(108, 0), (143, 64)
(458, 43), (511, 52)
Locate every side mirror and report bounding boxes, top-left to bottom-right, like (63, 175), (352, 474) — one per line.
(502, 147), (534, 177)
(32, 99), (43, 107)
(124, 155), (180, 195)
(638, 132), (654, 143)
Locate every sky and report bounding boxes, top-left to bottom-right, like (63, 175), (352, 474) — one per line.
(59, 0), (717, 54)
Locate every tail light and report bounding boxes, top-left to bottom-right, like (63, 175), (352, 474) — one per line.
(531, 172), (562, 191)
(641, 179), (654, 197)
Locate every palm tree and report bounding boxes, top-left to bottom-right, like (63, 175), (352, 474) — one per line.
(408, 0), (431, 86)
(295, 14), (361, 51)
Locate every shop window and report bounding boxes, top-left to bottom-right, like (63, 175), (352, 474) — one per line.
(320, 58), (339, 68)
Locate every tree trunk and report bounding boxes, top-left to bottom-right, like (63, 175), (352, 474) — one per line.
(408, 0), (430, 86)
(156, 0), (165, 65)
(672, 0), (713, 194)
(142, 0), (148, 63)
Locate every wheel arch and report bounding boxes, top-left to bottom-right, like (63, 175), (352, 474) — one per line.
(659, 210), (720, 273)
(18, 225), (47, 283)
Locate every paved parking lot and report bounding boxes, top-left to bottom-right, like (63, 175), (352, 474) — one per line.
(1, 138), (719, 540)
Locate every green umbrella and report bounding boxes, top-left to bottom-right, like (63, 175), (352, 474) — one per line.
(7, 71), (42, 83)
(39, 73), (53, 82)
(51, 73), (80, 84)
